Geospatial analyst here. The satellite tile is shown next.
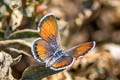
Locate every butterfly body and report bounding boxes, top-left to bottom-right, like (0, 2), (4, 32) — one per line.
(45, 49), (64, 67)
(31, 13), (96, 71)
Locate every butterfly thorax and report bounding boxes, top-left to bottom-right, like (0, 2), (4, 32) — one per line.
(45, 49), (64, 67)
(53, 50), (63, 57)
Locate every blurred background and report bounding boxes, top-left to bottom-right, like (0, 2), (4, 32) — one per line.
(0, 0), (120, 80)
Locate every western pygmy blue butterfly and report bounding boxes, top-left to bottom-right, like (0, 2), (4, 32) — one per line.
(31, 13), (96, 71)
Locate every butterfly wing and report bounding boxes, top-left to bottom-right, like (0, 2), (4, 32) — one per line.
(50, 56), (74, 71)
(50, 41), (95, 70)
(31, 38), (54, 62)
(64, 41), (96, 58)
(38, 13), (61, 49)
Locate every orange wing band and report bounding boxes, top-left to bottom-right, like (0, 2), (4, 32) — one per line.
(52, 56), (73, 68)
(71, 42), (95, 58)
(39, 15), (57, 41)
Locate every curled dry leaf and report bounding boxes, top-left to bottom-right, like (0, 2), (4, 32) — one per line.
(9, 0), (22, 10)
(0, 51), (16, 80)
(12, 55), (22, 66)
(0, 40), (37, 79)
(10, 9), (23, 30)
(26, 5), (35, 17)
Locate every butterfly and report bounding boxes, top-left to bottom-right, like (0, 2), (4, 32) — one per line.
(31, 13), (96, 71)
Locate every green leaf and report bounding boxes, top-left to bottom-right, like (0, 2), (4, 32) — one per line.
(22, 65), (63, 80)
(7, 29), (40, 43)
(0, 30), (5, 39)
(0, 39), (32, 57)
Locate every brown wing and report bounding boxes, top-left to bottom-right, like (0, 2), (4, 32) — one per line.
(50, 56), (74, 71)
(64, 41), (96, 58)
(31, 38), (54, 62)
